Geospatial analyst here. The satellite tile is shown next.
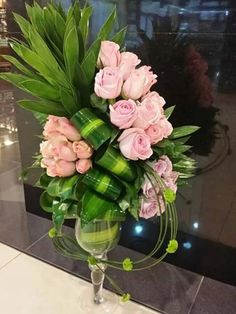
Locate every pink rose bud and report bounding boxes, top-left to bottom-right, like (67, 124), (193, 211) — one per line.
(159, 117), (173, 138)
(133, 97), (164, 130)
(145, 124), (164, 144)
(152, 155), (173, 176)
(72, 140), (93, 159)
(141, 91), (166, 107)
(163, 171), (179, 193)
(109, 99), (138, 129)
(47, 160), (76, 177)
(122, 66), (157, 100)
(142, 177), (159, 199)
(118, 128), (153, 161)
(40, 136), (77, 162)
(43, 116), (81, 141)
(119, 52), (141, 80)
(76, 159), (92, 174)
(97, 41), (121, 68)
(94, 67), (123, 99)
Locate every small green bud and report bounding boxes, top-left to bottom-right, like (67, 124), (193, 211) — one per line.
(121, 293), (131, 302)
(166, 239), (178, 254)
(48, 228), (57, 239)
(122, 258), (133, 271)
(163, 188), (176, 203)
(87, 256), (97, 266)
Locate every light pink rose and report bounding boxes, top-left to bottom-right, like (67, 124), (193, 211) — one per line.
(43, 116), (81, 141)
(76, 159), (92, 174)
(109, 99), (138, 129)
(94, 67), (123, 99)
(97, 41), (121, 68)
(40, 136), (77, 162)
(119, 52), (141, 80)
(152, 155), (173, 176)
(158, 117), (173, 138)
(139, 199), (159, 219)
(41, 157), (55, 169)
(122, 66), (157, 100)
(145, 124), (164, 144)
(118, 128), (153, 160)
(133, 97), (164, 129)
(72, 140), (93, 159)
(47, 160), (76, 177)
(142, 177), (159, 199)
(141, 91), (166, 107)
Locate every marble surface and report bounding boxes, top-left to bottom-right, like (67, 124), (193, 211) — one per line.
(0, 242), (20, 268)
(0, 243), (161, 314)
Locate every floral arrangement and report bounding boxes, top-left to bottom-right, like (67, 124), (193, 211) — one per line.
(0, 1), (199, 300)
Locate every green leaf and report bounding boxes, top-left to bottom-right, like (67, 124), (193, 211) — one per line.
(170, 126), (200, 139)
(26, 3), (44, 37)
(18, 99), (67, 116)
(81, 51), (96, 83)
(35, 172), (52, 188)
(164, 106), (175, 119)
(98, 8), (116, 40)
(20, 79), (61, 102)
(81, 190), (119, 225)
(0, 72), (30, 89)
(1, 55), (38, 79)
(90, 93), (108, 113)
(85, 37), (101, 64)
(33, 112), (48, 125)
(112, 26), (127, 46)
(13, 13), (31, 40)
(64, 17), (79, 83)
(60, 87), (79, 115)
(40, 191), (58, 213)
(79, 6), (93, 43)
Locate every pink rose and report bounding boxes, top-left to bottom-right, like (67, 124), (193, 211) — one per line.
(76, 159), (92, 174)
(109, 99), (138, 129)
(41, 157), (55, 169)
(47, 160), (76, 177)
(97, 41), (121, 68)
(142, 177), (159, 199)
(141, 91), (165, 107)
(122, 66), (157, 100)
(43, 116), (81, 141)
(145, 124), (164, 144)
(152, 155), (173, 176)
(40, 136), (77, 162)
(139, 199), (159, 219)
(94, 67), (123, 99)
(133, 97), (164, 129)
(119, 52), (141, 80)
(158, 117), (173, 138)
(118, 128), (153, 160)
(72, 140), (93, 159)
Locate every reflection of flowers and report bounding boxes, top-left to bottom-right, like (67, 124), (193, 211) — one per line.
(135, 17), (219, 156)
(185, 45), (214, 108)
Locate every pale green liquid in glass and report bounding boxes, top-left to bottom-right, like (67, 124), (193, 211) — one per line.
(75, 219), (121, 256)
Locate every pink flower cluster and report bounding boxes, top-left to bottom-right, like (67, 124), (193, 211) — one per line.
(139, 156), (179, 219)
(40, 116), (93, 177)
(95, 41), (173, 161)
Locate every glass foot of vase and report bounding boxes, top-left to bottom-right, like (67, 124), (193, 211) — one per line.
(79, 289), (118, 314)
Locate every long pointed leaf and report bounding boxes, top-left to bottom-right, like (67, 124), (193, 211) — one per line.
(112, 26), (127, 46)
(98, 8), (116, 40)
(18, 99), (67, 116)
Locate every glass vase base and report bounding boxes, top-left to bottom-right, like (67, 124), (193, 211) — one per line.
(80, 289), (118, 314)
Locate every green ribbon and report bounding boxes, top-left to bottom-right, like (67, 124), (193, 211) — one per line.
(95, 146), (136, 182)
(71, 108), (112, 150)
(82, 168), (122, 200)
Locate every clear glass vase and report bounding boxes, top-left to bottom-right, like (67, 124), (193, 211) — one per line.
(75, 218), (121, 312)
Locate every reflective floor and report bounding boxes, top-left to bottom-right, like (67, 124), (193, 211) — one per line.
(0, 0), (236, 292)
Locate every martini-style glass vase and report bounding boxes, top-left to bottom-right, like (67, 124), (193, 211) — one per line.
(75, 218), (121, 313)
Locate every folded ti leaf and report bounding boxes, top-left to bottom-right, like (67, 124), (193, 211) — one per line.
(82, 168), (123, 200)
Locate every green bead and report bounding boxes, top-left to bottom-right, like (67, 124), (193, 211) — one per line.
(163, 188), (176, 203)
(122, 258), (133, 271)
(121, 293), (131, 302)
(166, 239), (178, 254)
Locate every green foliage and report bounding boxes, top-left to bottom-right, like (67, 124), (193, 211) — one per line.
(170, 125), (200, 139)
(112, 26), (127, 46)
(164, 105), (175, 119)
(98, 8), (116, 40)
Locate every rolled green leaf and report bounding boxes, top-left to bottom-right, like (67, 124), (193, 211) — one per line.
(81, 190), (121, 225)
(71, 108), (112, 150)
(95, 146), (136, 182)
(82, 168), (122, 200)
